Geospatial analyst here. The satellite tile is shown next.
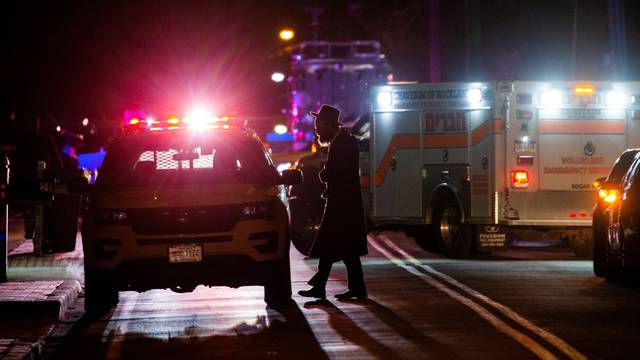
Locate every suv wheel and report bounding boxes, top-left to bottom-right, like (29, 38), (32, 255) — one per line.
(84, 267), (119, 317)
(605, 234), (624, 282)
(434, 197), (472, 259)
(264, 258), (293, 308)
(290, 202), (322, 256)
(592, 217), (607, 277)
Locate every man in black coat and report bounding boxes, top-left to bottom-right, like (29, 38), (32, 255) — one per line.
(298, 105), (368, 300)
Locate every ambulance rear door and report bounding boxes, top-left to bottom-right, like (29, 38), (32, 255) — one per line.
(537, 85), (627, 192)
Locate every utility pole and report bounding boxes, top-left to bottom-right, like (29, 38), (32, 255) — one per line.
(465, 0), (481, 80)
(305, 6), (324, 40)
(571, 0), (578, 79)
(608, 0), (628, 79)
(428, 0), (441, 82)
(1, 155), (9, 282)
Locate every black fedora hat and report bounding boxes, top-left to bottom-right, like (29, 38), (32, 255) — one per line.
(310, 104), (342, 125)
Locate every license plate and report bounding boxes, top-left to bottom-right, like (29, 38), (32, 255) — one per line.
(168, 244), (203, 263)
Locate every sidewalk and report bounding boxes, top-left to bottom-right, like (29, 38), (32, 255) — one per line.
(1, 216), (83, 360)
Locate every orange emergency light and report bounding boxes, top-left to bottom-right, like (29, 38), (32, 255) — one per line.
(575, 86), (594, 94)
(597, 188), (619, 204)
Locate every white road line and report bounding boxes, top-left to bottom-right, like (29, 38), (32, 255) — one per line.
(377, 235), (588, 360)
(368, 236), (559, 360)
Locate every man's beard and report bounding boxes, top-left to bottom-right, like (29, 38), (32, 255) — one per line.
(316, 128), (334, 147)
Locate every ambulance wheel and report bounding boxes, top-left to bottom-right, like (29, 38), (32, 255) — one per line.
(568, 231), (593, 258)
(264, 258), (294, 308)
(84, 267), (118, 317)
(434, 198), (472, 259)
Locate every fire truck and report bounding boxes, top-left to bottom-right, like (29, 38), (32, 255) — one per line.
(367, 81), (640, 258)
(289, 40), (390, 145)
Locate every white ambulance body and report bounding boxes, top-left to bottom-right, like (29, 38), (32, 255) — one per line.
(368, 81), (640, 257)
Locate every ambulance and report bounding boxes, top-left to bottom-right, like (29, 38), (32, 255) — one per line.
(367, 81), (640, 257)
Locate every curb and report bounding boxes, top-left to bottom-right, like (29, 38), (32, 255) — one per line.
(0, 340), (39, 360)
(0, 280), (82, 322)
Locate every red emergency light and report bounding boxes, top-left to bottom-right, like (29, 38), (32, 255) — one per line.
(122, 112), (239, 133)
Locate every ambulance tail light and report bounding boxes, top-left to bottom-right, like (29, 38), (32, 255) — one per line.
(512, 170), (529, 188)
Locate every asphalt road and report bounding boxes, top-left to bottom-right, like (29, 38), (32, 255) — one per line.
(43, 231), (640, 360)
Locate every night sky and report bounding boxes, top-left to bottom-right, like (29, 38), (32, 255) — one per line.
(3, 0), (640, 123)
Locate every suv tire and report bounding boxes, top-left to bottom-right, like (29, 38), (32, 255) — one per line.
(290, 202), (322, 257)
(84, 267), (118, 317)
(592, 217), (607, 277)
(264, 258), (293, 308)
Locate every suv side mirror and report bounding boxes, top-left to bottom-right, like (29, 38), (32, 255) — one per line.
(279, 169), (303, 185)
(67, 176), (92, 193)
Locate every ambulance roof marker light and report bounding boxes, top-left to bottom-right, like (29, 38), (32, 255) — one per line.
(540, 90), (562, 107)
(467, 88), (483, 104)
(605, 90), (627, 108)
(377, 91), (393, 108)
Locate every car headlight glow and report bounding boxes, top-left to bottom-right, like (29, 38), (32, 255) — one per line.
(377, 91), (392, 107)
(605, 90), (627, 107)
(540, 90), (562, 107)
(274, 124), (288, 135)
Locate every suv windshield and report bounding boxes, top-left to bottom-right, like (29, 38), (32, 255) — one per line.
(96, 132), (277, 190)
(607, 149), (640, 185)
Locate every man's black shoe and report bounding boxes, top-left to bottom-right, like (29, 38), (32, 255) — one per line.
(298, 288), (326, 299)
(335, 290), (367, 300)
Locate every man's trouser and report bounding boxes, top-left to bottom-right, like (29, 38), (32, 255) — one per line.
(308, 255), (366, 292)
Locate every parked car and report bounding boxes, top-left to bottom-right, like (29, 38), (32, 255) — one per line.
(604, 150), (640, 280)
(592, 149), (640, 277)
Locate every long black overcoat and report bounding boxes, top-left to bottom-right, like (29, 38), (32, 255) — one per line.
(309, 129), (368, 259)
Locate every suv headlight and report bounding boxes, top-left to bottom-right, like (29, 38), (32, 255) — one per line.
(97, 209), (129, 225)
(240, 203), (273, 220)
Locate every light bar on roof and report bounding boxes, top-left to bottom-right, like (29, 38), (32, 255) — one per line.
(122, 113), (238, 132)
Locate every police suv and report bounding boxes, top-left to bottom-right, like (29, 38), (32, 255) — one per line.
(77, 112), (301, 314)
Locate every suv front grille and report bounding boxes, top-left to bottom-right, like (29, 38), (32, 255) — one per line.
(128, 205), (243, 235)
